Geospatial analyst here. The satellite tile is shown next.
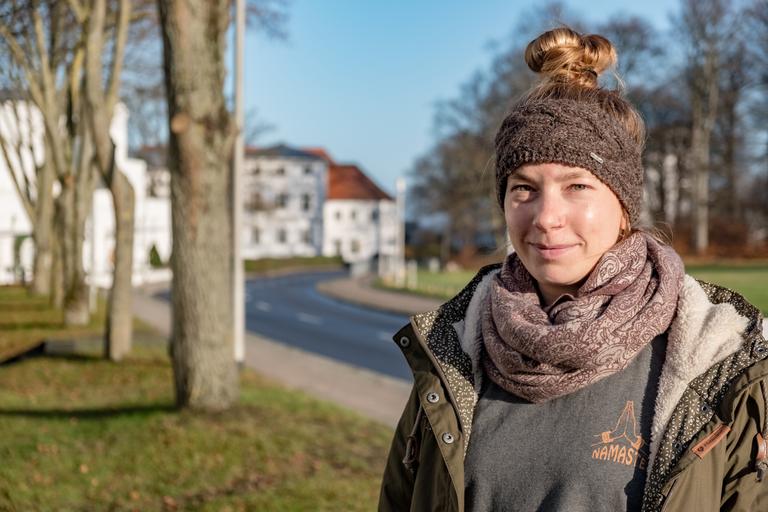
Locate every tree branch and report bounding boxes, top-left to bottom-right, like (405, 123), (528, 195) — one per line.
(67, 0), (86, 24)
(106, 0), (132, 113)
(0, 23), (44, 106)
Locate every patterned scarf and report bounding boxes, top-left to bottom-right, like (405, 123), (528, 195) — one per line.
(481, 231), (684, 403)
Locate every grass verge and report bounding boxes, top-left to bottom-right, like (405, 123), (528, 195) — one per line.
(0, 287), (107, 362)
(0, 286), (391, 511)
(244, 256), (343, 275)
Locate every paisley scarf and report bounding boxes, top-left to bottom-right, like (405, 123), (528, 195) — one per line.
(481, 231), (684, 403)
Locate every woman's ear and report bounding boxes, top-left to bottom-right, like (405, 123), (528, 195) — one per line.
(617, 210), (631, 241)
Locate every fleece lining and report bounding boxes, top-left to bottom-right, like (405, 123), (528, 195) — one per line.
(646, 274), (748, 471)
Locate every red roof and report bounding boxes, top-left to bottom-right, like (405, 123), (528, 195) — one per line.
(328, 164), (393, 201)
(302, 147), (393, 201)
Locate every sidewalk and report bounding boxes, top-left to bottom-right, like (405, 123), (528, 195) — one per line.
(316, 276), (442, 316)
(132, 282), (414, 428)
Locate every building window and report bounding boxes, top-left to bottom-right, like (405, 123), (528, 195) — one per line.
(251, 227), (260, 244)
(350, 210), (357, 220)
(246, 192), (263, 212)
(350, 239), (360, 254)
(371, 209), (379, 221)
(304, 166), (312, 175)
(334, 239), (342, 255)
(277, 229), (287, 244)
(303, 230), (312, 244)
(275, 167), (285, 176)
(334, 210), (341, 221)
(301, 193), (311, 211)
(252, 167), (261, 175)
(276, 193), (288, 208)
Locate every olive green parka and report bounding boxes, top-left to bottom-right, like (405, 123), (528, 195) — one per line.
(379, 264), (768, 512)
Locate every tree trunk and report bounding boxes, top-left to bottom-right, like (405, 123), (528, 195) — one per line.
(51, 201), (64, 309)
(59, 138), (95, 326)
(661, 153), (679, 227)
(31, 158), (56, 296)
(721, 91), (740, 221)
(59, 179), (90, 326)
(689, 59), (719, 255)
(105, 169), (135, 361)
(159, 0), (238, 410)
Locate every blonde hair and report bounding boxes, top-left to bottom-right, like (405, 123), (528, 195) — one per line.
(521, 26), (646, 149)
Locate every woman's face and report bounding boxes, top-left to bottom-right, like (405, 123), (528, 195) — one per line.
(503, 162), (627, 305)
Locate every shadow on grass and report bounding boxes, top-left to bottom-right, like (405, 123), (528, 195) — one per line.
(1, 344), (170, 368)
(0, 404), (177, 420)
(0, 321), (64, 330)
(0, 302), (54, 312)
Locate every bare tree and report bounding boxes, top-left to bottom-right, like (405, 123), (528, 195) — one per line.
(713, 35), (748, 222)
(0, 2), (96, 323)
(675, 0), (734, 254)
(79, 0), (136, 360)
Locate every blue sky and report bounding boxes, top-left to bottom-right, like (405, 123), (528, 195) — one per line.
(244, 0), (679, 195)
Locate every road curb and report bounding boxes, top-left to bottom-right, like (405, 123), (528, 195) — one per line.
(315, 277), (442, 317)
(245, 332), (410, 427)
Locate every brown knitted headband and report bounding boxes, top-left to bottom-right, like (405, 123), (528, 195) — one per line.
(495, 98), (643, 224)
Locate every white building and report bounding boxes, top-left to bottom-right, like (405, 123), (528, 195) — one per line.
(321, 162), (398, 267)
(0, 95), (38, 283)
(0, 98), (171, 287)
(242, 144), (328, 259)
(240, 144), (398, 268)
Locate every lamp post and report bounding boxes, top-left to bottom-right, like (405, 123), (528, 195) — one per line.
(233, 0), (245, 365)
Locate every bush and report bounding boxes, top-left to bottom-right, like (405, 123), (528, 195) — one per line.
(148, 244), (165, 268)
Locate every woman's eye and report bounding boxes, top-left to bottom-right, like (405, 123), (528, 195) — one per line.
(509, 184), (532, 192)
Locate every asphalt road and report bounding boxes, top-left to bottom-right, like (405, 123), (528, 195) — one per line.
(159, 271), (413, 381)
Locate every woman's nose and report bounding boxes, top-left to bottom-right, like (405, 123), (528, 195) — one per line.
(532, 192), (566, 231)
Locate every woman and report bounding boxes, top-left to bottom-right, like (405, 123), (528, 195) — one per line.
(379, 27), (768, 512)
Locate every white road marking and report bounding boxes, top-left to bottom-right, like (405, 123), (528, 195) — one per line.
(297, 312), (322, 325)
(255, 301), (272, 312)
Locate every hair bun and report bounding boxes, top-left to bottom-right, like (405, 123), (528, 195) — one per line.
(524, 27), (617, 88)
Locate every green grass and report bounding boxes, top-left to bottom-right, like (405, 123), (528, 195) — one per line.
(0, 287), (392, 511)
(377, 262), (768, 314)
(244, 256), (343, 274)
(0, 287), (107, 362)
(686, 261), (768, 315)
(374, 270), (476, 301)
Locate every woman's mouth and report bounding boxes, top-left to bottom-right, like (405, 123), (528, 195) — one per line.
(530, 243), (577, 260)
